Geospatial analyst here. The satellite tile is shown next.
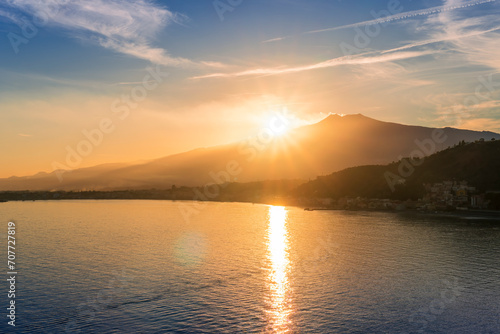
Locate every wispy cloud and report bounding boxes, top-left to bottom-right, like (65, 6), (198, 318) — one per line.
(0, 0), (223, 68)
(113, 80), (159, 86)
(458, 117), (500, 131)
(191, 50), (435, 80)
(262, 0), (496, 43)
(429, 0), (500, 72)
(306, 0), (495, 33)
(261, 36), (286, 43)
(433, 99), (500, 118)
(17, 133), (32, 137)
(408, 0), (500, 126)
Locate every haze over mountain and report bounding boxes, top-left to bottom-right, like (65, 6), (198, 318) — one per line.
(1, 114), (499, 191)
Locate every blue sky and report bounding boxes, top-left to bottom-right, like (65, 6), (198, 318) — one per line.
(1, 0), (499, 177)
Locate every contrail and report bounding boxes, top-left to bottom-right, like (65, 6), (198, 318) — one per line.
(262, 0), (496, 43)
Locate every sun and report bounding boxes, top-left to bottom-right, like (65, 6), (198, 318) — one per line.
(265, 111), (291, 137)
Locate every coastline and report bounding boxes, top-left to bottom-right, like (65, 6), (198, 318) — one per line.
(3, 194), (500, 221)
(301, 206), (500, 221)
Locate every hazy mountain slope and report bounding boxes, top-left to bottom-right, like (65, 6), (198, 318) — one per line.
(0, 163), (131, 191)
(1, 114), (499, 191)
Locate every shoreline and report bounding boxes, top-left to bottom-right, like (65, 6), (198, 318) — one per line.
(301, 206), (500, 221)
(3, 196), (500, 221)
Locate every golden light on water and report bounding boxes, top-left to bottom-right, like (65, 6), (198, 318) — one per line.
(266, 206), (292, 332)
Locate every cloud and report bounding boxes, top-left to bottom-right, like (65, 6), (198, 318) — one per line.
(408, 0), (500, 126)
(381, 25), (500, 54)
(262, 0), (496, 43)
(458, 117), (500, 132)
(209, 1), (499, 83)
(428, 0), (500, 72)
(0, 0), (222, 68)
(261, 37), (285, 43)
(191, 50), (435, 80)
(349, 61), (435, 90)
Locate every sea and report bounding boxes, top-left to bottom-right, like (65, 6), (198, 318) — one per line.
(1, 200), (499, 333)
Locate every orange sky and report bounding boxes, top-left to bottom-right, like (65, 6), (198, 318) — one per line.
(1, 0), (500, 178)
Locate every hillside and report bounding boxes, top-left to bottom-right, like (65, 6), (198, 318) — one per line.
(296, 139), (500, 200)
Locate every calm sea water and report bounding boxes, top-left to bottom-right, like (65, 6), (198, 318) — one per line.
(1, 200), (499, 333)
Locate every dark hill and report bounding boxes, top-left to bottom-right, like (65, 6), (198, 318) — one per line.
(296, 139), (500, 200)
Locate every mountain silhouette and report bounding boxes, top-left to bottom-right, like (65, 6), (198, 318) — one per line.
(1, 114), (499, 191)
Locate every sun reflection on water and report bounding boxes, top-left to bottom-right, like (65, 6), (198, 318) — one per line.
(266, 206), (292, 332)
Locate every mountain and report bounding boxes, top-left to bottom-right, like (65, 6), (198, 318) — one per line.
(296, 139), (500, 200)
(1, 114), (499, 191)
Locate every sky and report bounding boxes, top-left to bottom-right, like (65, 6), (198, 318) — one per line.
(0, 0), (499, 177)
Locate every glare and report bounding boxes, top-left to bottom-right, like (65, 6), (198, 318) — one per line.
(266, 206), (292, 332)
(265, 111), (291, 137)
(270, 120), (289, 136)
(269, 206), (288, 268)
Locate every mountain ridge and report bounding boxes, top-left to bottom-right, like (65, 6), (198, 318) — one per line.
(1, 114), (499, 191)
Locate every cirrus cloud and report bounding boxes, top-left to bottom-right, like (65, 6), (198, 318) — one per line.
(0, 0), (223, 68)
